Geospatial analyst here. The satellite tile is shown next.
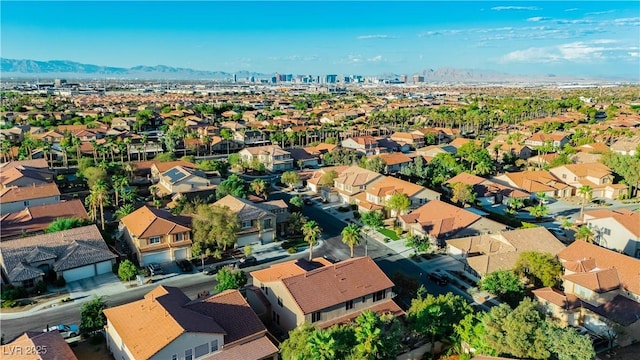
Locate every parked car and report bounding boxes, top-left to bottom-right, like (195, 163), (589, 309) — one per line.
(427, 271), (449, 285)
(176, 259), (193, 272)
(147, 263), (164, 275)
(43, 324), (79, 339)
(204, 264), (226, 275)
(238, 256), (257, 268)
(548, 228), (568, 241)
(323, 255), (340, 264)
(303, 198), (313, 206)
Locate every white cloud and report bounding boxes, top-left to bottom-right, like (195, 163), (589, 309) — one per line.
(357, 34), (394, 40)
(527, 16), (549, 22)
(586, 10), (615, 16)
(367, 55), (383, 62)
(564, 8), (579, 12)
(491, 6), (541, 11)
(500, 40), (638, 64)
(592, 39), (617, 44)
(629, 52), (639, 58)
(418, 29), (462, 37)
(267, 55), (319, 62)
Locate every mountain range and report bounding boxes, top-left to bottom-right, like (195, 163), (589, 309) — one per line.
(0, 58), (617, 83)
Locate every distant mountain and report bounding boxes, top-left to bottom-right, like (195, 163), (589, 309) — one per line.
(0, 58), (268, 80)
(414, 67), (593, 83)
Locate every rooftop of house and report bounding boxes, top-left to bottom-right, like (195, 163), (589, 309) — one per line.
(526, 132), (569, 142)
(0, 199), (88, 239)
(0, 159), (51, 185)
(376, 152), (413, 166)
(160, 165), (207, 184)
(446, 172), (530, 199)
(251, 257), (334, 283)
(134, 160), (198, 174)
(447, 227), (566, 275)
(0, 225), (116, 282)
(366, 175), (435, 198)
(104, 286), (275, 360)
(400, 199), (482, 238)
(558, 241), (640, 295)
(500, 170), (570, 193)
(1, 331), (77, 360)
(120, 206), (191, 239)
(334, 165), (383, 187)
(583, 208), (640, 238)
(550, 162), (612, 178)
(241, 145), (289, 156)
(0, 183), (60, 203)
(212, 195), (274, 222)
(344, 135), (378, 146)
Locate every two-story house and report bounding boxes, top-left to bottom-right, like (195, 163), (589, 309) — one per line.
(444, 172), (530, 207)
(119, 206), (192, 266)
(341, 136), (383, 156)
(609, 135), (640, 156)
(493, 170), (572, 199)
(533, 241), (640, 347)
(332, 165), (384, 204)
(212, 195), (278, 247)
(375, 153), (413, 174)
(248, 257), (403, 333)
(235, 129), (271, 147)
(0, 225), (116, 287)
(0, 183), (61, 215)
(524, 132), (570, 149)
(157, 165), (213, 197)
(446, 227), (565, 282)
(1, 199), (88, 240)
(399, 199), (506, 248)
(104, 286), (278, 360)
(582, 209), (640, 258)
(389, 132), (425, 149)
(239, 145), (294, 172)
(549, 163), (627, 200)
(0, 159), (53, 188)
(355, 176), (440, 216)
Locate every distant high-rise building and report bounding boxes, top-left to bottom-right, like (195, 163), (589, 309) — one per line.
(271, 76), (277, 84)
(233, 74), (237, 83)
(399, 75), (407, 83)
(413, 75), (425, 83)
(325, 74), (338, 84)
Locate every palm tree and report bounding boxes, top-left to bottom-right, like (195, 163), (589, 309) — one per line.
(141, 134), (149, 161)
(124, 137), (132, 163)
(578, 185), (593, 221)
(115, 204), (135, 220)
(87, 180), (110, 230)
(1, 138), (12, 162)
(250, 179), (269, 200)
(71, 136), (82, 165)
(575, 225), (594, 243)
(112, 175), (128, 206)
(308, 329), (336, 360)
(302, 220), (321, 261)
(341, 223), (362, 258)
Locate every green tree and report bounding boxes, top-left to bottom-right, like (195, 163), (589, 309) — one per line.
(281, 171), (301, 188)
(341, 224), (362, 258)
(578, 184), (592, 220)
(287, 212), (307, 235)
(85, 180), (110, 230)
(80, 296), (107, 334)
(308, 328), (336, 360)
(575, 225), (595, 243)
(154, 152), (176, 162)
(361, 156), (385, 173)
(192, 204), (240, 251)
(385, 192), (410, 222)
(214, 266), (247, 292)
(216, 174), (247, 199)
(250, 179), (270, 200)
(318, 170), (338, 188)
(112, 175), (129, 206)
(82, 166), (107, 188)
(289, 195), (304, 210)
(279, 323), (316, 360)
(515, 251), (563, 288)
(405, 234), (431, 255)
(479, 270), (524, 307)
(117, 260), (138, 283)
(191, 242), (211, 269)
(360, 210), (384, 229)
(449, 182), (476, 206)
(529, 203), (549, 219)
(220, 129), (233, 155)
(546, 323), (595, 360)
(45, 217), (89, 233)
(115, 203), (135, 221)
(302, 220), (322, 261)
(352, 310), (401, 360)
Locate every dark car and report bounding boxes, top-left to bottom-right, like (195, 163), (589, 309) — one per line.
(204, 264), (225, 275)
(147, 263), (164, 276)
(238, 256), (257, 268)
(427, 272), (449, 285)
(323, 255), (340, 264)
(303, 198), (313, 206)
(176, 259), (193, 272)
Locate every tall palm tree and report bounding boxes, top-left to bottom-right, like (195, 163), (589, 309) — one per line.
(250, 179), (269, 200)
(341, 223), (362, 258)
(578, 185), (593, 221)
(575, 225), (594, 243)
(112, 175), (128, 206)
(302, 220), (321, 261)
(71, 136), (82, 165)
(124, 137), (132, 163)
(308, 329), (336, 360)
(1, 138), (12, 162)
(87, 180), (110, 230)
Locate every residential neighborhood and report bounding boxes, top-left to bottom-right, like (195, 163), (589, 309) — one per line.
(1, 80), (639, 360)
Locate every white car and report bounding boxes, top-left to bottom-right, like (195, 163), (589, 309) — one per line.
(43, 324), (79, 339)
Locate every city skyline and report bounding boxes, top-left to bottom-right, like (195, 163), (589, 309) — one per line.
(2, 1), (639, 79)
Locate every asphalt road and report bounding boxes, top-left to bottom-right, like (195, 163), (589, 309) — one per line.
(1, 189), (465, 342)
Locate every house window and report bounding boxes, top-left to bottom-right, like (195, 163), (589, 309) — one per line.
(242, 220), (252, 229)
(149, 236), (161, 245)
(603, 228), (611, 235)
(561, 174), (566, 179)
(263, 218), (273, 229)
(346, 300), (354, 310)
(175, 233), (184, 242)
(362, 296), (366, 303)
(171, 355), (177, 360)
(277, 297), (283, 307)
(23, 278), (35, 288)
(210, 339), (219, 352)
(185, 349), (193, 360)
(312, 311), (321, 322)
(374, 290), (386, 302)
(23, 201), (30, 206)
(194, 343), (209, 358)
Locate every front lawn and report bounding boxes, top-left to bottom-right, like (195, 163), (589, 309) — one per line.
(377, 228), (399, 240)
(281, 237), (307, 250)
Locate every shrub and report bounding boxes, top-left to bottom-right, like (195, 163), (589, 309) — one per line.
(287, 247), (297, 254)
(1, 285), (27, 301)
(34, 280), (47, 294)
(353, 211), (361, 219)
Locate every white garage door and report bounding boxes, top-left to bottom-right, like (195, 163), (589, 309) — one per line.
(63, 265), (96, 282)
(237, 233), (260, 247)
(142, 251), (172, 266)
(96, 261), (113, 275)
(174, 248), (188, 261)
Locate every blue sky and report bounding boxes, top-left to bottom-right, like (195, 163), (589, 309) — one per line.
(2, 1), (639, 78)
